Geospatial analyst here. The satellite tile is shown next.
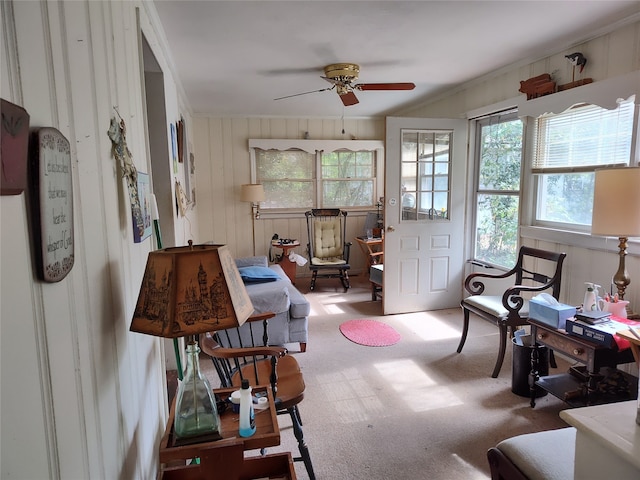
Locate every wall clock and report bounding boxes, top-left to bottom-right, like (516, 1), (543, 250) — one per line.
(31, 127), (74, 282)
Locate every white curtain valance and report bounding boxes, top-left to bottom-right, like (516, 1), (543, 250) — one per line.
(517, 70), (639, 118)
(248, 138), (384, 154)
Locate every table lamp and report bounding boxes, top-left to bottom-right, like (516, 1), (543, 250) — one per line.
(130, 242), (254, 443)
(591, 166), (640, 310)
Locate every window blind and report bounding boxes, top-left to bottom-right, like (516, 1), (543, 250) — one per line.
(532, 98), (634, 173)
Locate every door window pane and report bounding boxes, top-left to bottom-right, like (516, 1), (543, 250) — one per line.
(401, 129), (452, 221)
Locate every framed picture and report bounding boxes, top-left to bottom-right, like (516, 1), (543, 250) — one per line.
(187, 152), (196, 204)
(1, 99), (30, 195)
(134, 172), (152, 243)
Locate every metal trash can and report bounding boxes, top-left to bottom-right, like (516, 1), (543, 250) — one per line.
(512, 337), (548, 398)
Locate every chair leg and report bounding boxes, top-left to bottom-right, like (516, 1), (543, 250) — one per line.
(288, 405), (315, 480)
(492, 324), (508, 378)
(456, 308), (470, 353)
(310, 271), (317, 291)
(340, 270), (350, 291)
(300, 342), (307, 353)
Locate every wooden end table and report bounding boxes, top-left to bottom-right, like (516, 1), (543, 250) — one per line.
(271, 240), (300, 284)
(528, 318), (637, 408)
(355, 236), (383, 268)
(159, 385), (280, 465)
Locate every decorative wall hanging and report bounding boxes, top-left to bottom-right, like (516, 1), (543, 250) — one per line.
(108, 116), (145, 243)
(135, 172), (152, 243)
(187, 152), (196, 205)
(31, 127), (74, 282)
(175, 179), (188, 217)
(171, 122), (178, 174)
(177, 117), (185, 163)
(1, 99), (30, 195)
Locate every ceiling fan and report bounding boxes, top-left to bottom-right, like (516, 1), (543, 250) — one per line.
(274, 63), (415, 107)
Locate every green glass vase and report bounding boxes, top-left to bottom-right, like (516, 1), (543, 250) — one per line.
(174, 340), (219, 439)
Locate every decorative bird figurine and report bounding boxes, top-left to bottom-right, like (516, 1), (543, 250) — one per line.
(565, 52), (587, 74)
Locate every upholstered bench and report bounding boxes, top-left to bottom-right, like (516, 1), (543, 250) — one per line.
(487, 427), (576, 480)
(370, 264), (383, 301)
(234, 256), (310, 351)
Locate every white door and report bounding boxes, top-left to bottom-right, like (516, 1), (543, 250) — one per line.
(383, 117), (468, 314)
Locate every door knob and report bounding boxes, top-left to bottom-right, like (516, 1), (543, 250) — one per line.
(387, 226), (395, 232)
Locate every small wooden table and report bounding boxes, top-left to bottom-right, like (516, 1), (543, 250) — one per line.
(355, 236), (383, 267)
(271, 240), (300, 284)
(529, 319), (637, 408)
(159, 385), (280, 465)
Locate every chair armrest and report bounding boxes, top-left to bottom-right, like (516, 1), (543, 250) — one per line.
(464, 266), (518, 295)
(200, 331), (287, 359)
(501, 283), (560, 318)
(246, 312), (276, 323)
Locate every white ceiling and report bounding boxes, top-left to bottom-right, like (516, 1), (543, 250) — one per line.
(152, 1), (640, 118)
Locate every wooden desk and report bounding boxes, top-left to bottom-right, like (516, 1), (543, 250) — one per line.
(529, 319), (637, 408)
(159, 385), (280, 465)
(271, 240), (300, 284)
(355, 236), (383, 267)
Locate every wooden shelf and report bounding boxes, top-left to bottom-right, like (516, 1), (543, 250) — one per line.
(536, 368), (638, 408)
(159, 386), (280, 465)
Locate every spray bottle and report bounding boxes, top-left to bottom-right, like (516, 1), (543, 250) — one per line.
(583, 283), (598, 312)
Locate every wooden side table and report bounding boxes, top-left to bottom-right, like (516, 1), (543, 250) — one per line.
(529, 319), (637, 408)
(159, 385), (280, 465)
(355, 236), (383, 268)
(271, 240), (300, 284)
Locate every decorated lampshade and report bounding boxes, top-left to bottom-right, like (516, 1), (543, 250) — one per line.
(130, 242), (253, 338)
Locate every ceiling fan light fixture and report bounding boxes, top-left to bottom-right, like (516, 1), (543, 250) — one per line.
(323, 63), (360, 82)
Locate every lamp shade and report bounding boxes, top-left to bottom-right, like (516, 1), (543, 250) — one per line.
(591, 167), (640, 237)
(240, 183), (265, 203)
(130, 243), (253, 338)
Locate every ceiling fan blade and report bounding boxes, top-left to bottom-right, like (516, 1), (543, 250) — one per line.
(340, 91), (359, 106)
(274, 87), (333, 101)
(355, 82), (416, 91)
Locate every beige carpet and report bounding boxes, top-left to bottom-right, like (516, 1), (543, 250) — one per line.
(202, 275), (572, 480)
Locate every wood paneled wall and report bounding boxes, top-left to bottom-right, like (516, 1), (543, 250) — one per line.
(1, 2), (191, 478)
(192, 117), (385, 277)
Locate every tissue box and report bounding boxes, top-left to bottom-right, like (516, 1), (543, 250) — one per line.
(528, 297), (576, 329)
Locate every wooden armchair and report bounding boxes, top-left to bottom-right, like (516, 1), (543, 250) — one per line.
(199, 312), (315, 480)
(305, 209), (352, 291)
(458, 246), (566, 378)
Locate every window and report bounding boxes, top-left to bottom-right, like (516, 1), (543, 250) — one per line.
(249, 139), (383, 212)
(533, 98), (635, 229)
(400, 130), (451, 221)
(321, 150), (375, 207)
(473, 111), (523, 268)
(256, 149), (315, 209)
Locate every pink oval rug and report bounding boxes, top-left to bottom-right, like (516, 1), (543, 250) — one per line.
(339, 319), (401, 347)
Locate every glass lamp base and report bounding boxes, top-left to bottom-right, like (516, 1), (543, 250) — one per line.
(174, 340), (220, 442)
